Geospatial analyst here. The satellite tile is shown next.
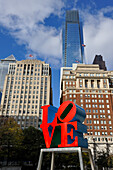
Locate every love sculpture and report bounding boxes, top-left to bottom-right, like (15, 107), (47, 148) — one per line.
(40, 101), (88, 148)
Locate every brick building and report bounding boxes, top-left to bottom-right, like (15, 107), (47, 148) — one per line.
(60, 63), (113, 155)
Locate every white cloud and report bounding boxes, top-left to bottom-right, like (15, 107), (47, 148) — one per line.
(82, 7), (113, 70)
(0, 0), (64, 65)
(12, 25), (62, 58)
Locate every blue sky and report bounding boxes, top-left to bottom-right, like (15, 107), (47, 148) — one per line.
(0, 0), (113, 107)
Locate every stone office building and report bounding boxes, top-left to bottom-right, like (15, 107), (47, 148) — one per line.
(0, 59), (52, 129)
(60, 63), (113, 155)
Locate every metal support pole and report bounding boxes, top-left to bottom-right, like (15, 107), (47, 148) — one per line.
(78, 148), (84, 170)
(37, 150), (43, 170)
(50, 152), (54, 170)
(93, 138), (96, 161)
(88, 150), (95, 170)
(105, 138), (109, 157)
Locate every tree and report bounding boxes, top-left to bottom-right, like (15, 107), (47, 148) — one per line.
(0, 117), (23, 165)
(96, 151), (113, 170)
(108, 154), (113, 168)
(22, 126), (45, 168)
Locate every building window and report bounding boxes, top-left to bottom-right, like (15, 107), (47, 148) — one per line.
(98, 132), (100, 135)
(99, 100), (102, 103)
(101, 121), (103, 124)
(104, 126), (107, 130)
(73, 99), (76, 103)
(104, 121), (106, 124)
(100, 115), (102, 118)
(81, 104), (83, 107)
(107, 110), (110, 113)
(84, 73), (88, 76)
(97, 80), (100, 88)
(92, 104), (95, 108)
(106, 100), (109, 103)
(109, 121), (111, 124)
(94, 120), (96, 124)
(89, 115), (92, 118)
(108, 115), (111, 119)
(86, 104), (88, 108)
(80, 94), (83, 98)
(97, 126), (100, 130)
(95, 132), (97, 135)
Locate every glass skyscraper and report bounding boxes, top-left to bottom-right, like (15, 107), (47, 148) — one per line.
(0, 55), (16, 91)
(62, 10), (84, 67)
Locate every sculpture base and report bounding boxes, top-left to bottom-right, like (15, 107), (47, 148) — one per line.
(37, 147), (95, 170)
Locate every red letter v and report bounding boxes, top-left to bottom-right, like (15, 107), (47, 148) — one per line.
(40, 105), (57, 148)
